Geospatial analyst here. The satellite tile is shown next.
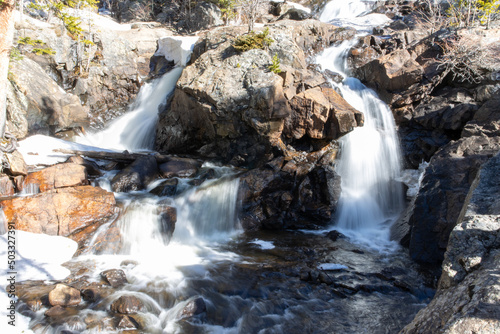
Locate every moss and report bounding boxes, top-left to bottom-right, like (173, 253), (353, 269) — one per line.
(233, 27), (274, 52)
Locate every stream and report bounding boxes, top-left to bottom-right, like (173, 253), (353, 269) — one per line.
(9, 1), (436, 333)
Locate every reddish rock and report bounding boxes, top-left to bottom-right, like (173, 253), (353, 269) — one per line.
(0, 185), (117, 237)
(23, 163), (88, 192)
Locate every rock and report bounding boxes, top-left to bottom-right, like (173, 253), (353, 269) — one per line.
(100, 269), (128, 288)
(156, 22), (361, 167)
(326, 230), (346, 242)
(8, 57), (89, 136)
(158, 205), (177, 242)
(284, 87), (363, 141)
(110, 295), (144, 314)
(111, 156), (158, 192)
(81, 286), (114, 303)
(408, 91), (500, 267)
(44, 305), (79, 318)
(72, 219), (122, 256)
(278, 8), (312, 21)
(48, 284), (81, 307)
(0, 175), (15, 196)
(3, 150), (28, 176)
(179, 297), (206, 319)
(23, 163), (88, 192)
(158, 158), (200, 178)
(0, 185), (117, 241)
(116, 315), (139, 330)
(150, 178), (178, 197)
(66, 156), (103, 177)
(401, 152), (500, 334)
(188, 2), (223, 32)
(355, 49), (424, 96)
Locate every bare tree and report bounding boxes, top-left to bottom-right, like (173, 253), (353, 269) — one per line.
(239, 0), (265, 32)
(0, 0), (15, 139)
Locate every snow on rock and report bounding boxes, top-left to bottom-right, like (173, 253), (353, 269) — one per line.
(317, 263), (348, 271)
(155, 36), (199, 67)
(18, 134), (116, 167)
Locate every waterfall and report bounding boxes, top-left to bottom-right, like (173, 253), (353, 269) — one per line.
(319, 0), (377, 21)
(317, 1), (404, 250)
(76, 67), (183, 152)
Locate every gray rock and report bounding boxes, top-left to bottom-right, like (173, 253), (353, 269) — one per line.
(401, 151), (500, 334)
(111, 156), (158, 192)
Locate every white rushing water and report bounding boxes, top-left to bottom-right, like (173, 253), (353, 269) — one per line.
(317, 0), (403, 252)
(76, 67), (183, 152)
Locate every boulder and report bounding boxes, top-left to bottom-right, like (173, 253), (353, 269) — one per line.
(110, 295), (145, 314)
(179, 297), (207, 319)
(3, 150), (28, 176)
(0, 185), (117, 240)
(101, 269), (128, 288)
(158, 158), (201, 178)
(48, 284), (81, 307)
(156, 22), (361, 167)
(111, 156), (158, 192)
(23, 163), (88, 192)
(150, 178), (178, 197)
(401, 151), (500, 334)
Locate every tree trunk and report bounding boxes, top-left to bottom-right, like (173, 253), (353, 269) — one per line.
(0, 0), (16, 138)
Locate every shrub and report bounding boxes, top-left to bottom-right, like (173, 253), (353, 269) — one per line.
(233, 27), (274, 52)
(268, 53), (281, 74)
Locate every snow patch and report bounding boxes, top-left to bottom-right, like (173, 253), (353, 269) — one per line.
(317, 263), (348, 271)
(155, 36), (199, 66)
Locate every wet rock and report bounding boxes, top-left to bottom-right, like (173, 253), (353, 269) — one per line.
(48, 284), (81, 307)
(325, 230), (346, 242)
(111, 155), (158, 192)
(158, 205), (177, 242)
(44, 305), (79, 318)
(110, 295), (145, 314)
(318, 272), (333, 285)
(180, 297), (207, 319)
(150, 178), (178, 196)
(158, 158), (200, 178)
(0, 186), (117, 240)
(81, 286), (114, 303)
(116, 315), (139, 330)
(66, 156), (103, 177)
(84, 315), (115, 332)
(101, 269), (128, 288)
(23, 163), (88, 192)
(75, 219), (122, 256)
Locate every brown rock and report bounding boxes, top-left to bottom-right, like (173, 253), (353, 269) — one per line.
(110, 295), (144, 314)
(158, 159), (200, 178)
(0, 185), (117, 237)
(180, 297), (206, 319)
(48, 284), (81, 307)
(23, 163), (88, 192)
(4, 150), (27, 176)
(0, 175), (15, 196)
(100, 269), (128, 288)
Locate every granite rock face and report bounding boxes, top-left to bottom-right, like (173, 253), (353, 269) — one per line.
(401, 151), (500, 334)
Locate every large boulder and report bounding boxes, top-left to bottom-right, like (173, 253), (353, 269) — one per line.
(111, 156), (159, 192)
(401, 151), (500, 334)
(155, 22), (361, 167)
(407, 91), (500, 267)
(0, 185), (118, 248)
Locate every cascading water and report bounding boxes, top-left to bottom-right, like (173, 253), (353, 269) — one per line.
(76, 67), (184, 152)
(317, 1), (404, 251)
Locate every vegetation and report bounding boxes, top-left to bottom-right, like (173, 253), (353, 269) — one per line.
(233, 27), (273, 52)
(18, 36), (56, 56)
(268, 53), (281, 74)
(446, 0), (500, 28)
